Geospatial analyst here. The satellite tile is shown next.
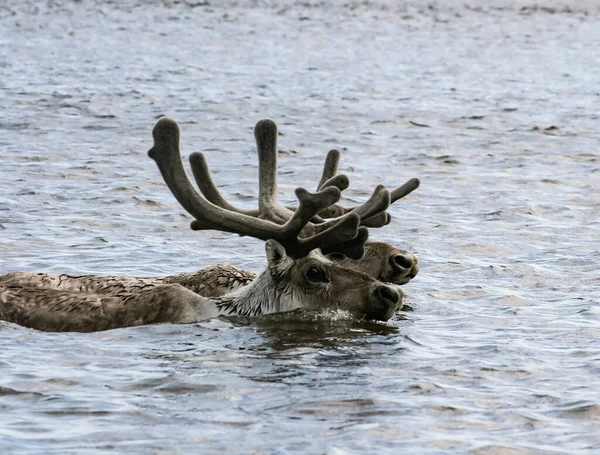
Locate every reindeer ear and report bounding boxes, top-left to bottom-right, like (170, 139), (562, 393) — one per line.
(265, 240), (293, 278)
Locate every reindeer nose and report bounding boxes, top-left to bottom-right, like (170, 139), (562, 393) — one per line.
(390, 253), (414, 271)
(376, 284), (400, 306)
(367, 284), (403, 321)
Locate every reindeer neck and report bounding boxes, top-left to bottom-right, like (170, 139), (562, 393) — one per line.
(212, 270), (296, 317)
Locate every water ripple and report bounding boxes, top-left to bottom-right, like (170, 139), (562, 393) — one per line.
(1, 1), (600, 453)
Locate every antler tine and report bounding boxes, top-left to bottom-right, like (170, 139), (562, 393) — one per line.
(254, 119), (293, 223)
(319, 174), (350, 193)
(360, 213), (390, 228)
(346, 185), (392, 228)
(318, 177), (419, 221)
(350, 185), (391, 221)
(188, 152), (259, 216)
(317, 148), (340, 190)
(314, 183), (391, 224)
(390, 177), (420, 203)
(254, 119), (277, 212)
(189, 152), (246, 213)
(355, 178), (420, 228)
(315, 148), (384, 224)
(284, 187), (341, 236)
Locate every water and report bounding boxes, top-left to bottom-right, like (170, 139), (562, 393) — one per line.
(1, 0), (599, 453)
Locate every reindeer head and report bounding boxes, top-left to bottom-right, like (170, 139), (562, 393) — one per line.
(263, 240), (402, 321)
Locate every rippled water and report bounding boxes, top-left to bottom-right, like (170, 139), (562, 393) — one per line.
(1, 1), (599, 453)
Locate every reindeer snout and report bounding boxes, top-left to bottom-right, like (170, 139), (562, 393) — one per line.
(386, 251), (419, 284)
(390, 252), (415, 272)
(366, 284), (403, 321)
(376, 285), (400, 306)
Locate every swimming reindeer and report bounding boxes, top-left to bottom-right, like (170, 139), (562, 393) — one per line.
(0, 117), (419, 299)
(0, 118), (418, 332)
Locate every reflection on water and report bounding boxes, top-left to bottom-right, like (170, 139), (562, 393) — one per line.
(1, 0), (600, 453)
(228, 310), (402, 350)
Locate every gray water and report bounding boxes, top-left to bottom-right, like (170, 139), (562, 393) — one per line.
(1, 1), (599, 453)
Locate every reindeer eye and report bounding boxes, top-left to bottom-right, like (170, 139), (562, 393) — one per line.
(327, 252), (346, 262)
(305, 266), (328, 283)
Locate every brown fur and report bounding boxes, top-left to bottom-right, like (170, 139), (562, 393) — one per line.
(0, 283), (198, 332)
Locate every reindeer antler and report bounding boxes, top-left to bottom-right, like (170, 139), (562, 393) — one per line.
(188, 119), (391, 238)
(315, 148), (420, 227)
(148, 118), (368, 259)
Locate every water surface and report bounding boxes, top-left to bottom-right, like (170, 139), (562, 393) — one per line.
(1, 1), (599, 453)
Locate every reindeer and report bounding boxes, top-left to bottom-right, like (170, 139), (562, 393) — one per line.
(0, 118), (414, 332)
(0, 117), (419, 301)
